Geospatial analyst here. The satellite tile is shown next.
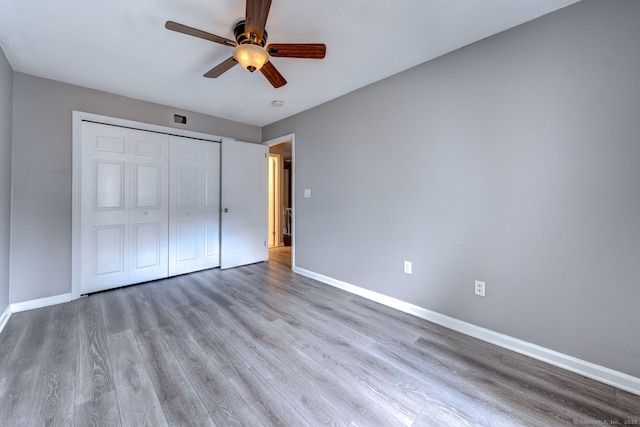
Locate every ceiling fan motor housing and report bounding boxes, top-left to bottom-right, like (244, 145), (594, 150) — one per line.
(234, 20), (267, 47)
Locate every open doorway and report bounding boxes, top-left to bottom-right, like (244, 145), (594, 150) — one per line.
(268, 152), (282, 248)
(265, 135), (294, 269)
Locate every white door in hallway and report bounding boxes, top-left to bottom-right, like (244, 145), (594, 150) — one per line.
(168, 136), (221, 275)
(220, 139), (268, 269)
(80, 122), (169, 294)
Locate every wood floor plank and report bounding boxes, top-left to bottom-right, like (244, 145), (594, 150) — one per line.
(178, 279), (351, 426)
(74, 390), (121, 427)
(28, 302), (78, 427)
(6, 306), (53, 373)
(226, 311), (366, 425)
(411, 406), (490, 427)
(270, 317), (424, 424)
(273, 313), (513, 426)
(119, 287), (215, 426)
(75, 295), (115, 408)
(141, 283), (266, 427)
(107, 329), (169, 427)
(413, 339), (581, 425)
(160, 286), (251, 377)
(208, 273), (380, 350)
(185, 274), (413, 426)
(298, 285), (425, 344)
(413, 327), (505, 371)
(369, 339), (527, 426)
(227, 366), (313, 427)
(226, 302), (416, 426)
(410, 334), (639, 425)
(0, 311), (26, 380)
(497, 353), (640, 422)
(0, 367), (42, 426)
(152, 295), (275, 426)
(99, 289), (132, 336)
(0, 307), (54, 426)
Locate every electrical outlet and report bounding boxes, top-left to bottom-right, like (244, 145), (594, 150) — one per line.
(475, 280), (486, 297)
(403, 261), (412, 274)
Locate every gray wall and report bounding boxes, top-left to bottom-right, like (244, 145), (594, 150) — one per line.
(0, 47), (12, 314)
(10, 73), (261, 303)
(264, 0), (640, 378)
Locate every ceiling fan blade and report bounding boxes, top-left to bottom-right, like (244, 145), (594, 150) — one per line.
(204, 57), (238, 78)
(260, 61), (287, 88)
(245, 0), (272, 43)
(267, 43), (326, 59)
(165, 21), (236, 47)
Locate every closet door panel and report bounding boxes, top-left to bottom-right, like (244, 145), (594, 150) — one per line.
(128, 130), (169, 284)
(94, 161), (125, 209)
(93, 225), (126, 276)
(134, 165), (161, 208)
(177, 168), (199, 208)
(80, 123), (131, 293)
(80, 123), (169, 293)
(132, 223), (161, 269)
(170, 162), (202, 274)
(176, 220), (199, 263)
(169, 136), (220, 276)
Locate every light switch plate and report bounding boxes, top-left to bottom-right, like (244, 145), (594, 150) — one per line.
(404, 261), (412, 274)
(304, 188), (311, 198)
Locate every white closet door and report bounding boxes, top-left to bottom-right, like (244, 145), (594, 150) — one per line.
(80, 122), (169, 294)
(129, 129), (170, 283)
(80, 123), (130, 292)
(220, 139), (268, 269)
(168, 136), (220, 276)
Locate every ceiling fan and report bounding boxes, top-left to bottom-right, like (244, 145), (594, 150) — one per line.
(165, 0), (326, 88)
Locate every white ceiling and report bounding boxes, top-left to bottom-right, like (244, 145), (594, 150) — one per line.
(0, 0), (580, 127)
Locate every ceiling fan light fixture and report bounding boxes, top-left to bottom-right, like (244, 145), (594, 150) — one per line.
(233, 43), (269, 72)
(165, 0), (326, 87)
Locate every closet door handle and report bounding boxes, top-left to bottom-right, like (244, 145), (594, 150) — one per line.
(224, 208), (229, 213)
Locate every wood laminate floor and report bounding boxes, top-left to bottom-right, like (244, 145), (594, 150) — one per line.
(0, 246), (638, 426)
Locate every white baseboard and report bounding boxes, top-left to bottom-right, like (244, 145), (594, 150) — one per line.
(293, 266), (640, 397)
(0, 305), (10, 334)
(9, 293), (73, 314)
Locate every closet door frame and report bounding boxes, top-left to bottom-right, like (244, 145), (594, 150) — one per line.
(71, 111), (226, 299)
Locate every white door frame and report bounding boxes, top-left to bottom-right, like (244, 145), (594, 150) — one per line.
(71, 111), (227, 300)
(263, 133), (295, 269)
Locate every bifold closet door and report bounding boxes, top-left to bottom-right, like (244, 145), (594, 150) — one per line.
(168, 136), (221, 276)
(80, 122), (169, 294)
